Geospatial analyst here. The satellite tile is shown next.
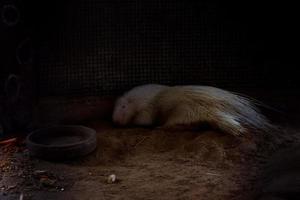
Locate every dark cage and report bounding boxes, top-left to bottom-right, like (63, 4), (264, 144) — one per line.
(1, 0), (300, 132)
(1, 1), (300, 200)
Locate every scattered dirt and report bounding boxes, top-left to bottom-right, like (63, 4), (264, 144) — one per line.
(0, 121), (298, 200)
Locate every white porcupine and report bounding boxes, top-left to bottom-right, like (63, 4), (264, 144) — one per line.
(112, 84), (275, 136)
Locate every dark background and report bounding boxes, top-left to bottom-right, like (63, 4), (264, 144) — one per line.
(1, 0), (299, 97)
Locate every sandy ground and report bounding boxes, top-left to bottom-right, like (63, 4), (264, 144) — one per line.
(0, 120), (297, 200)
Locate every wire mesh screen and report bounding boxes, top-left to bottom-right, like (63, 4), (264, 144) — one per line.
(36, 0), (264, 97)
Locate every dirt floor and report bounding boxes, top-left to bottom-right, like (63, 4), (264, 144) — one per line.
(0, 120), (298, 200)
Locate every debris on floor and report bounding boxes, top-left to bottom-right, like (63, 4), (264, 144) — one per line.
(0, 121), (299, 200)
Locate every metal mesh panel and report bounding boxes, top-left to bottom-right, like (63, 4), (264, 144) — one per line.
(36, 0), (263, 96)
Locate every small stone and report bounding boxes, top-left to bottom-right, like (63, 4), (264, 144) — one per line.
(33, 170), (47, 176)
(107, 174), (117, 184)
(40, 177), (56, 187)
(19, 193), (24, 200)
(7, 184), (17, 190)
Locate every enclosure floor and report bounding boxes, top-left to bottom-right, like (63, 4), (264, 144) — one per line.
(0, 121), (293, 200)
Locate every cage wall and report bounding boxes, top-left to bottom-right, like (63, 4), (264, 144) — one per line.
(1, 0), (299, 97)
(34, 0), (265, 97)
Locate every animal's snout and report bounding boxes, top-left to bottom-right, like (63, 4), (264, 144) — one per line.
(113, 118), (123, 125)
(112, 114), (127, 126)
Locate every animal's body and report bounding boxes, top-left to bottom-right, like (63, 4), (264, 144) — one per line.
(113, 84), (274, 136)
(112, 84), (169, 126)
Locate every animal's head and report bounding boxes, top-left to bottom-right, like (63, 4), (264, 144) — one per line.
(112, 96), (135, 126)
